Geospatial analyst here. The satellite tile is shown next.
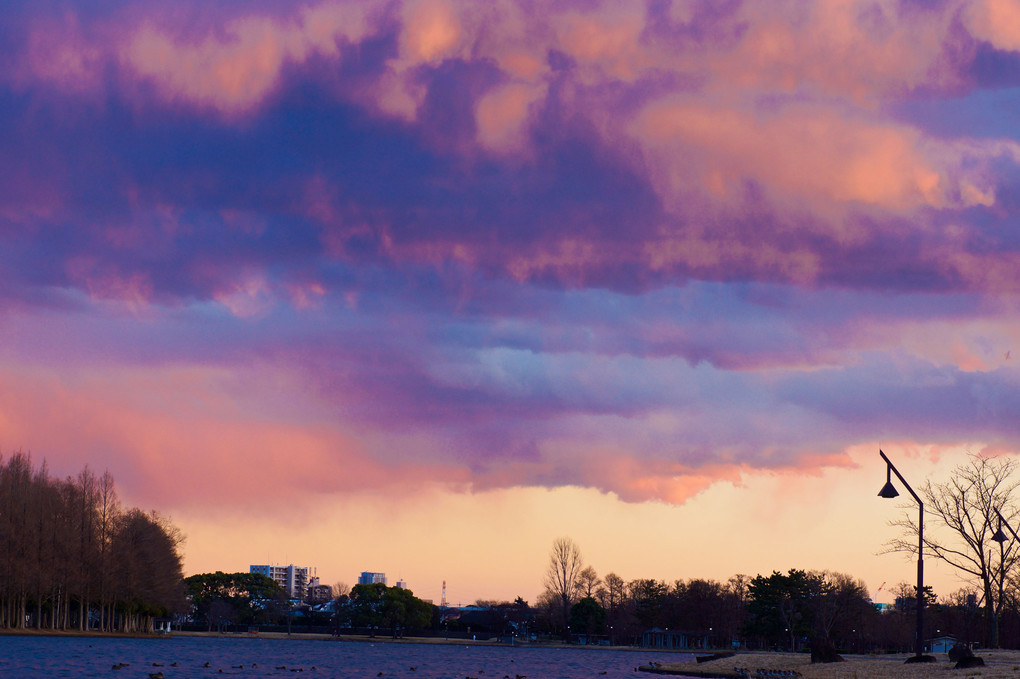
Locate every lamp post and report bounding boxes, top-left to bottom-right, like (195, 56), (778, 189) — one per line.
(992, 509), (1019, 544)
(991, 507), (1019, 648)
(879, 449), (931, 662)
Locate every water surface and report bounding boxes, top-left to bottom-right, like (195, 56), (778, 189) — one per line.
(0, 635), (693, 678)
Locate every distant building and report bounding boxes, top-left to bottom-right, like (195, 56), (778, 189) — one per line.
(358, 572), (387, 586)
(395, 579), (407, 590)
(250, 564), (311, 599)
(928, 635), (958, 654)
(306, 576), (333, 602)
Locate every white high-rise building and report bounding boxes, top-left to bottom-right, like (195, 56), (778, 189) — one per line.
(250, 564), (311, 599)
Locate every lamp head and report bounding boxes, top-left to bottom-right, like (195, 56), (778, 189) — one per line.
(879, 463), (899, 499)
(992, 527), (1008, 544)
(878, 480), (899, 499)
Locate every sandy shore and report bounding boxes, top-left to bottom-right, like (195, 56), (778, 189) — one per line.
(646, 650), (1020, 678)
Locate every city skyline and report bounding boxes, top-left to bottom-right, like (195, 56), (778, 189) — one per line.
(1, 1), (1018, 607)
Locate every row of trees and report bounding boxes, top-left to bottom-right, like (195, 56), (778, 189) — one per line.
(185, 576), (433, 635)
(535, 544), (873, 648)
(184, 571), (286, 630)
(180, 561), (1020, 651)
(0, 451), (187, 632)
(533, 535), (1020, 650)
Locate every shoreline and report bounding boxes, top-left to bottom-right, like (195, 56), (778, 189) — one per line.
(0, 628), (685, 653)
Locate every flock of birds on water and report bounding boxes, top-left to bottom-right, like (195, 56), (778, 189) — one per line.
(643, 662), (802, 678)
(106, 660), (567, 678)
(102, 657), (809, 679)
(732, 669), (802, 678)
(102, 659), (806, 678)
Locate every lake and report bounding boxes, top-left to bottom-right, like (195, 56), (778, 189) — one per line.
(0, 635), (693, 678)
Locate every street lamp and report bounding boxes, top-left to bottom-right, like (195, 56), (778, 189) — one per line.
(991, 509), (1017, 544)
(879, 450), (933, 663)
(992, 508), (1018, 645)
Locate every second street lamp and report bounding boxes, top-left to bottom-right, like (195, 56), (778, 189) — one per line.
(879, 449), (933, 663)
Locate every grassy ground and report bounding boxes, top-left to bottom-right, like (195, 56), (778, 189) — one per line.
(649, 650), (1020, 678)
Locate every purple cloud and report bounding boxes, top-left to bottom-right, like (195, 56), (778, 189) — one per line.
(0, 0), (1019, 509)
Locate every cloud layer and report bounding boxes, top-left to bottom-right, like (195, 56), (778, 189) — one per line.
(1, 0), (1019, 513)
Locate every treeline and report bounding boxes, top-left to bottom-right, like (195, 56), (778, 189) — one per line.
(532, 538), (1016, 650)
(185, 576), (433, 636)
(0, 452), (187, 633)
(534, 571), (750, 644)
(185, 571), (288, 630)
(532, 568), (1004, 650)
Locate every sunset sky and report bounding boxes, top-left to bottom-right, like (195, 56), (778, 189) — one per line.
(2, 0), (1019, 606)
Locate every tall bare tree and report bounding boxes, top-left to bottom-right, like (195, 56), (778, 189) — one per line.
(888, 454), (1020, 647)
(544, 537), (583, 638)
(0, 453), (186, 633)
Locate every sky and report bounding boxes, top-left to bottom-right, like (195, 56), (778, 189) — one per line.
(1, 0), (1020, 606)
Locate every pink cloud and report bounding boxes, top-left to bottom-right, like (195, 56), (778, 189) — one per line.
(701, 2), (963, 101)
(552, 5), (649, 84)
(401, 0), (464, 63)
(631, 100), (987, 215)
(641, 228), (823, 286)
(12, 12), (105, 92)
(120, 2), (374, 115)
(965, 0), (1020, 52)
(475, 82), (546, 153)
(932, 248), (1020, 294)
(0, 361), (471, 512)
(64, 256), (154, 311)
(212, 274), (275, 318)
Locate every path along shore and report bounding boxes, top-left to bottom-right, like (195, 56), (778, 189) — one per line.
(642, 650), (1020, 679)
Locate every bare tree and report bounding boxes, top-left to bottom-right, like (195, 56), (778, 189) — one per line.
(333, 581), (351, 599)
(544, 537), (583, 638)
(887, 454), (1020, 647)
(808, 571), (872, 642)
(0, 455), (185, 633)
(598, 572), (626, 612)
(576, 566), (600, 599)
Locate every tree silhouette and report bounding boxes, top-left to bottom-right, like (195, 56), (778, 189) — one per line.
(544, 537), (584, 639)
